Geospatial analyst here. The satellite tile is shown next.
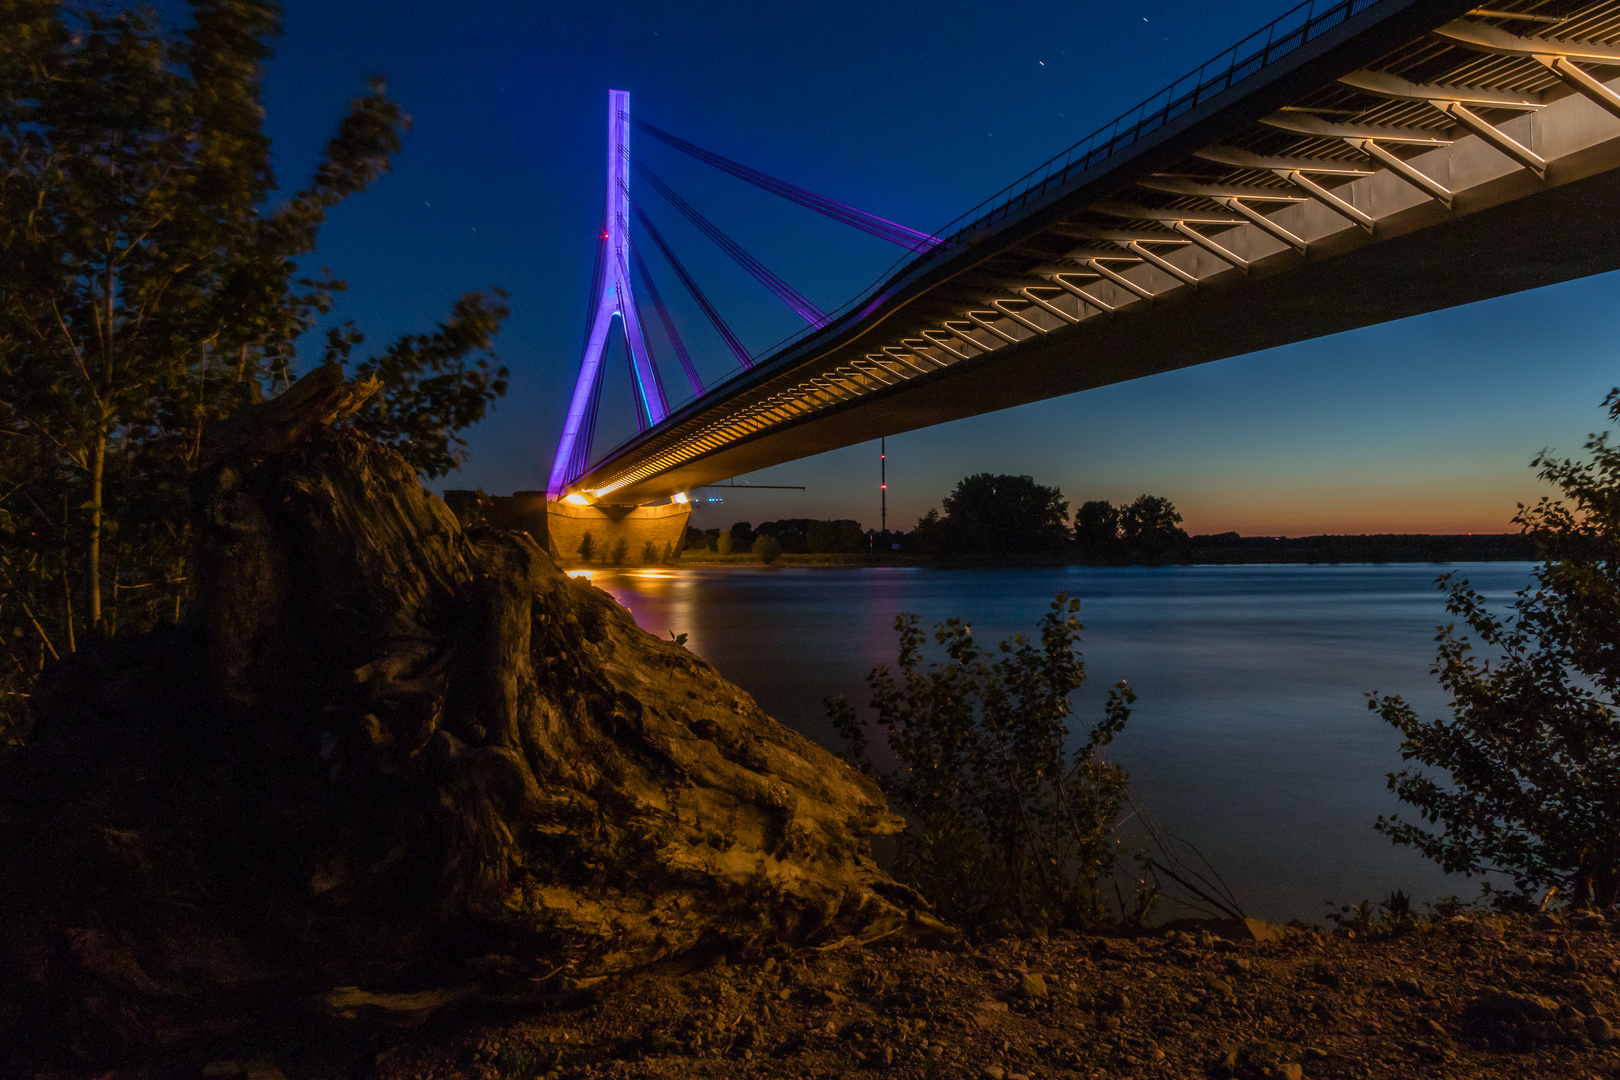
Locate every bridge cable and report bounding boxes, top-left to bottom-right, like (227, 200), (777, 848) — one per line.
(631, 245), (705, 398)
(636, 163), (828, 327)
(633, 203), (755, 370)
(637, 121), (939, 252)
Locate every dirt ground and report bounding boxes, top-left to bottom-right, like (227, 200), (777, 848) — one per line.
(140, 909), (1620, 1080)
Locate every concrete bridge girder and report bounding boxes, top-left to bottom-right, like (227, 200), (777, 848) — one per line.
(573, 1), (1620, 504)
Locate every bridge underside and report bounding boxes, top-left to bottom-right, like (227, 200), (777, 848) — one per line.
(574, 0), (1620, 505)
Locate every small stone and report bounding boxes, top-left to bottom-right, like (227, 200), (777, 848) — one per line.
(927, 1044), (945, 1060)
(244, 1067), (290, 1080)
(1278, 1066), (1303, 1080)
(980, 1068), (1006, 1080)
(1017, 972), (1048, 998)
(1302, 1046), (1329, 1061)
(1396, 976), (1430, 998)
(1590, 1015), (1616, 1044)
(762, 957), (777, 974)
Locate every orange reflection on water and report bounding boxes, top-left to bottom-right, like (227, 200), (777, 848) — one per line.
(589, 568), (698, 653)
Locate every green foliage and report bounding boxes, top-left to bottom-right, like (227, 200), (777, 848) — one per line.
(0, 0), (508, 747)
(576, 531), (595, 563)
(828, 594), (1141, 934)
(716, 530), (733, 556)
(751, 534), (782, 564)
(1074, 496), (1187, 562)
(1370, 390), (1620, 910)
(806, 519), (864, 554)
(1322, 890), (1416, 933)
(919, 473), (1068, 556)
(336, 290), (510, 479)
(1119, 494), (1188, 560)
(1074, 499), (1121, 557)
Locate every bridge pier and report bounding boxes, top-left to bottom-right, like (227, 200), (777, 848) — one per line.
(545, 499), (691, 564)
(442, 490), (692, 564)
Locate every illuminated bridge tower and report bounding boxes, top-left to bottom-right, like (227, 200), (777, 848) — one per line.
(545, 90), (690, 562)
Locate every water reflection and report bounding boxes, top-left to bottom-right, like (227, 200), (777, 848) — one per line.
(588, 562), (1534, 923)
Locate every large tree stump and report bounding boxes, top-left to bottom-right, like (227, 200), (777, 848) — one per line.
(0, 368), (938, 1062)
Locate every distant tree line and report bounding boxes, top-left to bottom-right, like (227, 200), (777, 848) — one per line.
(903, 474), (1534, 564)
(684, 518), (868, 556)
(905, 474), (1190, 563)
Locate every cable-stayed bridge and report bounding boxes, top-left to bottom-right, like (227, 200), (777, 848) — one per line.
(547, 0), (1620, 536)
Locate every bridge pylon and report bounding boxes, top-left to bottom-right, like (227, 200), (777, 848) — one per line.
(548, 89), (670, 500)
(545, 90), (688, 564)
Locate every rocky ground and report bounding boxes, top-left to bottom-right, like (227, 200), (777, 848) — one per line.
(109, 908), (1620, 1080)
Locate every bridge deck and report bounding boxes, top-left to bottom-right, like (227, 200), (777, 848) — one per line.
(574, 0), (1620, 505)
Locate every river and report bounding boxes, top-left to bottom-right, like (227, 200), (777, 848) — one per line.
(582, 561), (1535, 924)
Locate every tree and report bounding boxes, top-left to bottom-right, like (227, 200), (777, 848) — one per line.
(807, 519), (864, 553)
(1074, 500), (1121, 558)
(1119, 494), (1188, 561)
(828, 595), (1141, 932)
(752, 533), (782, 564)
(1369, 390), (1620, 910)
(640, 539), (659, 564)
(728, 521), (754, 551)
(0, 0), (508, 743)
(930, 473), (1069, 555)
(576, 531), (595, 562)
(609, 537), (628, 566)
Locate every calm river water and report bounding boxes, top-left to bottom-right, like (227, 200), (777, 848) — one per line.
(584, 562), (1534, 924)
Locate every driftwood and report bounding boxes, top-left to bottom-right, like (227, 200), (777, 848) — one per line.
(0, 369), (939, 1063)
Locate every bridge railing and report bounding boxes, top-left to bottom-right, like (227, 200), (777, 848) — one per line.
(936, 0), (1383, 245)
(587, 0), (1386, 474)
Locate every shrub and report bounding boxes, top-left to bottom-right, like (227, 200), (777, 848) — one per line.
(1370, 390), (1620, 910)
(717, 530), (733, 556)
(828, 594), (1143, 934)
(609, 537), (629, 566)
(576, 531), (595, 562)
(641, 540), (660, 564)
(752, 534), (783, 564)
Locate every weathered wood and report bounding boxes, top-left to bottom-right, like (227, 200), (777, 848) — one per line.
(0, 369), (940, 1061)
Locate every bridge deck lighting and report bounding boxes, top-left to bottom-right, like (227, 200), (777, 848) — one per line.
(672, 491), (689, 504)
(563, 492), (593, 507)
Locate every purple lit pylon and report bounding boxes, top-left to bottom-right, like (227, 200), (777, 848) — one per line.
(548, 90), (669, 499)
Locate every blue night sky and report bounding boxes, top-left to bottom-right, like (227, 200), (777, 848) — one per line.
(258, 0), (1620, 537)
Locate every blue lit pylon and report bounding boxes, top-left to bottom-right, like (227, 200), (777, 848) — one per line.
(548, 89), (669, 499)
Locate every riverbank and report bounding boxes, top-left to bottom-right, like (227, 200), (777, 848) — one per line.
(190, 909), (1620, 1080)
(585, 533), (1535, 570)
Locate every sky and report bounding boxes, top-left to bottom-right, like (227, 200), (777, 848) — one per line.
(255, 0), (1620, 538)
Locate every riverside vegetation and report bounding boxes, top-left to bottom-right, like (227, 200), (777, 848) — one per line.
(674, 480), (1531, 567)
